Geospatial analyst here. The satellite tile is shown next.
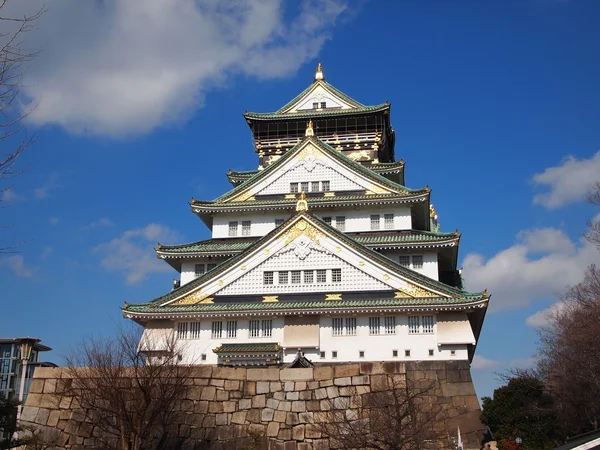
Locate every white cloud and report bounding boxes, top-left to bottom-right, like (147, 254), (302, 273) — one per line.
(471, 355), (502, 371)
(0, 255), (36, 278)
(526, 301), (568, 328)
(33, 172), (60, 199)
(48, 217), (59, 225)
(1, 188), (22, 202)
(81, 218), (115, 230)
(5, 0), (348, 137)
(462, 227), (600, 312)
(94, 223), (181, 284)
(532, 151), (600, 209)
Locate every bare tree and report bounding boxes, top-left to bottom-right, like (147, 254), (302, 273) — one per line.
(316, 376), (443, 450)
(0, 0), (43, 252)
(585, 182), (600, 250)
(61, 325), (198, 450)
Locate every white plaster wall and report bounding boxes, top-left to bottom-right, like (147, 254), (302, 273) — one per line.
(180, 259), (229, 285)
(213, 213), (280, 238)
(377, 251), (439, 281)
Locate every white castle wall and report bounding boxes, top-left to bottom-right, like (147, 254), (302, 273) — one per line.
(378, 251), (439, 281)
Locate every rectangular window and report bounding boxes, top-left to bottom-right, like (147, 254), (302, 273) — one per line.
(322, 216), (332, 226)
(359, 350), (365, 358)
(316, 269), (327, 283)
(241, 220), (251, 236)
(384, 213), (394, 229)
(332, 351), (338, 359)
(320, 351), (325, 359)
(399, 255), (410, 268)
(408, 316), (420, 334)
(335, 216), (345, 231)
(291, 270), (301, 284)
(393, 350), (398, 358)
(311, 181), (320, 192)
(275, 218), (285, 227)
(249, 320), (260, 338)
(370, 214), (380, 230)
(320, 102), (326, 109)
(261, 320), (273, 337)
(177, 322), (202, 339)
(429, 349), (434, 357)
(194, 264), (205, 277)
(301, 182), (309, 193)
(228, 221), (238, 237)
(450, 350), (456, 356)
(384, 316), (396, 335)
(332, 268), (342, 283)
(226, 321), (237, 339)
(405, 350), (411, 357)
(176, 322), (188, 339)
(422, 315), (434, 334)
(312, 102), (319, 109)
(201, 353), (207, 361)
(211, 321), (223, 339)
(412, 255), (424, 269)
(369, 317), (381, 335)
(189, 321), (201, 339)
(322, 181), (330, 192)
(290, 183), (299, 193)
(304, 270), (314, 284)
(332, 318), (344, 337)
(278, 271), (289, 284)
(207, 263), (217, 271)
(346, 317), (357, 336)
(264, 271), (274, 285)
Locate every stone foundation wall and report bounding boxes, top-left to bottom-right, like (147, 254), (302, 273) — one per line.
(21, 360), (486, 449)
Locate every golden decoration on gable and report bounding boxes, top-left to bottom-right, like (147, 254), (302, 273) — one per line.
(395, 284), (438, 299)
(262, 296), (279, 303)
(217, 280), (223, 286)
(325, 294), (342, 301)
(282, 219), (323, 246)
(172, 291), (213, 306)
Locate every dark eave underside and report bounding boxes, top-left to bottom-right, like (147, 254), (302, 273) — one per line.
(244, 104), (389, 121)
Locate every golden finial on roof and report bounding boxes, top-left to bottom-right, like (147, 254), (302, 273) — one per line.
(429, 204), (437, 218)
(425, 185), (430, 192)
(296, 191), (308, 211)
(482, 289), (488, 297)
(315, 62), (324, 81)
(305, 120), (314, 137)
(453, 228), (459, 236)
(157, 242), (163, 249)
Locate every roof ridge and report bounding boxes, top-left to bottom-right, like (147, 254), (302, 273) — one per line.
(273, 80), (366, 114)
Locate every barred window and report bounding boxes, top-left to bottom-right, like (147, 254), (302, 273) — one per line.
(311, 181), (320, 192)
(320, 102), (326, 109)
(291, 270), (301, 284)
(332, 318), (344, 336)
(207, 263), (217, 271)
(275, 218), (285, 227)
(332, 317), (356, 336)
(176, 322), (188, 339)
(332, 268), (342, 283)
(312, 102), (319, 109)
(316, 269), (327, 283)
(290, 183), (299, 193)
(177, 322), (202, 339)
(412, 255), (424, 269)
(226, 321), (237, 339)
(370, 214), (380, 230)
(346, 317), (357, 336)
(408, 316), (420, 334)
(263, 271), (274, 285)
(228, 221), (238, 237)
(189, 322), (201, 339)
(279, 271), (289, 284)
(211, 321), (223, 339)
(261, 320), (273, 337)
(399, 255), (410, 268)
(385, 316), (396, 335)
(369, 317), (381, 335)
(335, 216), (345, 231)
(241, 220), (251, 236)
(301, 182), (309, 193)
(249, 320), (260, 338)
(322, 181), (330, 191)
(422, 315), (434, 334)
(384, 213), (394, 229)
(322, 216), (332, 226)
(304, 270), (314, 284)
(195, 264), (205, 277)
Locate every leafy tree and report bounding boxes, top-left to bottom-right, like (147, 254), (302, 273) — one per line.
(480, 375), (563, 450)
(0, 397), (19, 449)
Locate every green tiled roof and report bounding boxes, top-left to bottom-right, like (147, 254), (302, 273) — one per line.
(214, 343), (280, 353)
(158, 238), (255, 254)
(124, 296), (486, 315)
(244, 104), (389, 121)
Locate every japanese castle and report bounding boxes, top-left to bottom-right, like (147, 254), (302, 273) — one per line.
(123, 64), (489, 366)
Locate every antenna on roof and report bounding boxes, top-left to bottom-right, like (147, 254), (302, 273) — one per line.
(315, 62), (324, 81)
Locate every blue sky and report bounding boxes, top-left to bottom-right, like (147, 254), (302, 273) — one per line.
(1, 0), (599, 399)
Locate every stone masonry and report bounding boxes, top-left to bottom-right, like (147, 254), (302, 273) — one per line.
(20, 361), (486, 449)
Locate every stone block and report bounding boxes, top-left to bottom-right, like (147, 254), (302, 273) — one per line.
(248, 423), (265, 436)
(59, 396), (72, 409)
(231, 411), (247, 425)
(441, 382), (476, 397)
(247, 367), (280, 381)
(286, 412), (300, 426)
(371, 374), (389, 391)
(257, 381), (271, 394)
(313, 439), (330, 450)
(210, 378), (225, 387)
(298, 412), (313, 424)
(278, 428), (292, 440)
(299, 390), (312, 400)
(262, 408), (275, 421)
(295, 381), (307, 391)
(216, 413), (229, 426)
(352, 375), (369, 385)
(306, 400), (321, 411)
(202, 415), (215, 428)
(293, 424), (305, 440)
(267, 398), (280, 409)
(32, 366), (58, 379)
(274, 410), (287, 422)
(34, 408), (50, 425)
(445, 410), (486, 434)
(326, 386), (339, 398)
(189, 365), (213, 378)
(319, 379), (333, 387)
(284, 381), (295, 391)
(271, 440), (285, 450)
(314, 387), (327, 400)
(286, 391), (299, 400)
(267, 421), (280, 437)
(338, 386), (354, 396)
(59, 410), (71, 420)
(277, 401), (292, 412)
(271, 381), (283, 392)
(200, 386), (217, 401)
(292, 400), (306, 412)
(193, 378), (209, 385)
(28, 378), (44, 394)
(245, 381), (256, 395)
(319, 400), (332, 411)
(334, 377), (352, 386)
(284, 441), (297, 450)
(281, 368), (314, 381)
(333, 397), (349, 410)
(239, 398), (252, 410)
(64, 420), (79, 435)
(274, 391), (286, 401)
(223, 401), (236, 412)
(209, 401), (224, 413)
(382, 361), (406, 374)
(247, 408), (261, 423)
(252, 394), (266, 408)
(47, 410), (61, 427)
(181, 399), (194, 412)
(186, 385), (203, 400)
(230, 390), (242, 399)
(224, 379), (240, 391)
(194, 400), (209, 414)
(313, 366), (333, 380)
(213, 366), (246, 380)
(334, 364), (359, 378)
(308, 381), (319, 389)
(306, 424), (321, 439)
(20, 406), (39, 423)
(298, 443), (312, 450)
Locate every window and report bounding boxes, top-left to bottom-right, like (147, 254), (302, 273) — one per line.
(412, 255), (424, 269)
(195, 264), (205, 277)
(320, 351), (325, 359)
(176, 322), (188, 339)
(332, 318), (344, 337)
(278, 271), (289, 284)
(335, 216), (345, 231)
(264, 271), (274, 285)
(189, 322), (201, 339)
(201, 353), (207, 361)
(399, 256), (410, 268)
(332, 268), (342, 283)
(392, 350), (398, 357)
(369, 317), (381, 335)
(370, 214), (380, 230)
(422, 315), (434, 334)
(226, 321), (237, 339)
(320, 102), (326, 109)
(346, 317), (357, 336)
(384, 316), (396, 334)
(311, 181), (320, 192)
(316, 269), (327, 283)
(332, 317), (356, 336)
(211, 321), (223, 339)
(228, 221), (238, 237)
(291, 270), (301, 284)
(301, 182), (309, 192)
(322, 216), (332, 226)
(312, 102), (319, 109)
(332, 351), (338, 359)
(249, 320), (260, 338)
(275, 218), (285, 227)
(241, 220), (251, 236)
(207, 263), (216, 271)
(322, 180), (330, 191)
(405, 350), (411, 357)
(384, 213), (394, 229)
(304, 270), (314, 284)
(359, 350), (365, 358)
(450, 350), (456, 356)
(409, 316), (434, 334)
(177, 322), (201, 339)
(290, 183), (299, 193)
(429, 349), (434, 357)
(408, 316), (420, 334)
(261, 320), (272, 337)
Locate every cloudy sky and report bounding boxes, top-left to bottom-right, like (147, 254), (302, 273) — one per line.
(1, 0), (599, 399)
